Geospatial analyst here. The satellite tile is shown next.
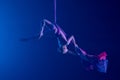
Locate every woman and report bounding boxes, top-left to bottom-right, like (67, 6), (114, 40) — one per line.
(21, 19), (108, 73)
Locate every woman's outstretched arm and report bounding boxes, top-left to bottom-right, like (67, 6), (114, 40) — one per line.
(20, 34), (40, 42)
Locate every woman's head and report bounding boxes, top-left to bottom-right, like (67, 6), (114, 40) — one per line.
(97, 51), (107, 60)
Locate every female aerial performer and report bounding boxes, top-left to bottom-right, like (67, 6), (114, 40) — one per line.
(38, 19), (108, 73)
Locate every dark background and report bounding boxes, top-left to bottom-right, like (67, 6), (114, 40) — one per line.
(0, 0), (119, 80)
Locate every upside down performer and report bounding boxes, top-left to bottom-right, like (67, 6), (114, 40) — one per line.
(39, 19), (108, 73)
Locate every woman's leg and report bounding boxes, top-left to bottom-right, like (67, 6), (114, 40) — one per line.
(66, 35), (78, 47)
(39, 19), (57, 39)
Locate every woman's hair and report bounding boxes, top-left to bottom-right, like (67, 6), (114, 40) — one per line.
(97, 51), (107, 60)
